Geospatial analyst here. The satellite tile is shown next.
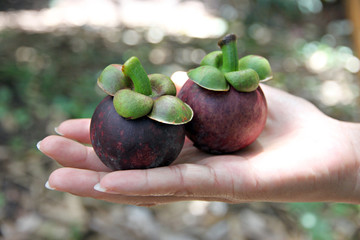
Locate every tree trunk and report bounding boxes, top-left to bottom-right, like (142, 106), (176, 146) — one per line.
(345, 0), (360, 58)
(345, 0), (360, 120)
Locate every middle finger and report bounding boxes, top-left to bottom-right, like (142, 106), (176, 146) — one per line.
(47, 168), (232, 206)
(39, 135), (111, 171)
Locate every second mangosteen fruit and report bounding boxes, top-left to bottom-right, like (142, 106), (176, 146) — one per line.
(90, 57), (193, 170)
(178, 34), (271, 154)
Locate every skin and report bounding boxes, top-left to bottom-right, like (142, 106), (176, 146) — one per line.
(38, 84), (360, 206)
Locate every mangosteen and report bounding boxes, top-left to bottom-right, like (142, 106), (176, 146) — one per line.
(178, 34), (271, 154)
(90, 57), (193, 170)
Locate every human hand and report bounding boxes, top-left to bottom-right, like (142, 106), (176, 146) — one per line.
(38, 84), (360, 205)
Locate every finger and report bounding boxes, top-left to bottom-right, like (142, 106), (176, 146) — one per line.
(48, 168), (106, 197)
(47, 168), (233, 206)
(97, 160), (241, 200)
(55, 118), (91, 144)
(39, 135), (111, 171)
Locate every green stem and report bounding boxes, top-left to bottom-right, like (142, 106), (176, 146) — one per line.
(123, 56), (153, 96)
(218, 34), (238, 73)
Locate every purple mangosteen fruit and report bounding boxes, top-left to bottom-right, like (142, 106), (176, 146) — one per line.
(178, 34), (272, 154)
(90, 57), (193, 170)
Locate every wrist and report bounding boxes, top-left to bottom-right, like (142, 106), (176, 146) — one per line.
(345, 121), (360, 164)
(342, 121), (360, 203)
(350, 123), (360, 162)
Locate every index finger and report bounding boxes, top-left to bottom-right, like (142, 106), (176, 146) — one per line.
(56, 118), (91, 144)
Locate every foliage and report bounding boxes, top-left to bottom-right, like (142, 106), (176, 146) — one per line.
(288, 202), (360, 239)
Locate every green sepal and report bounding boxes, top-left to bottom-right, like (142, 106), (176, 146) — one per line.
(113, 89), (153, 119)
(200, 51), (223, 68)
(238, 55), (273, 82)
(149, 74), (177, 98)
(224, 69), (260, 92)
(97, 64), (132, 96)
(99, 56), (194, 124)
(187, 66), (229, 91)
(148, 95), (193, 125)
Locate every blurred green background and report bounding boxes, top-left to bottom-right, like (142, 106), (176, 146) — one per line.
(1, 0), (360, 239)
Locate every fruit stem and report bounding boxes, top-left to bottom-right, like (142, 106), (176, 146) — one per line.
(123, 56), (153, 96)
(218, 34), (239, 73)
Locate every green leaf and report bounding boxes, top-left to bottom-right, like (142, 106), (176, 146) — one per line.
(200, 51), (223, 68)
(149, 73), (177, 97)
(187, 66), (229, 91)
(113, 89), (153, 119)
(224, 69), (260, 92)
(97, 64), (132, 96)
(238, 55), (273, 81)
(148, 95), (193, 125)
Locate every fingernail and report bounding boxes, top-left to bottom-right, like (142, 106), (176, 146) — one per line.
(94, 183), (119, 194)
(93, 183), (107, 192)
(45, 181), (56, 191)
(36, 141), (42, 151)
(54, 127), (63, 136)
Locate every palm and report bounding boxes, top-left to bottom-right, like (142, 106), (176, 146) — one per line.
(175, 85), (354, 201)
(40, 85), (359, 204)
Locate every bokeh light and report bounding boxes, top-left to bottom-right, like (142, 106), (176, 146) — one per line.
(0, 0), (227, 38)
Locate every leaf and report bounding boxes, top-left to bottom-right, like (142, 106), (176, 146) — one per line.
(97, 64), (132, 96)
(238, 55), (273, 81)
(148, 95), (193, 125)
(149, 74), (177, 97)
(113, 89), (153, 119)
(187, 66), (229, 91)
(224, 69), (260, 92)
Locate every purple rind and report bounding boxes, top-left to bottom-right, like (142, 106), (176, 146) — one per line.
(90, 96), (185, 170)
(178, 80), (267, 154)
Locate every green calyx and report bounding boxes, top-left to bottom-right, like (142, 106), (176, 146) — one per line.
(113, 89), (153, 119)
(148, 96), (193, 125)
(238, 55), (273, 82)
(97, 64), (132, 96)
(187, 66), (229, 91)
(190, 33), (273, 92)
(97, 56), (192, 124)
(224, 69), (259, 92)
(200, 51), (222, 68)
(149, 74), (177, 97)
